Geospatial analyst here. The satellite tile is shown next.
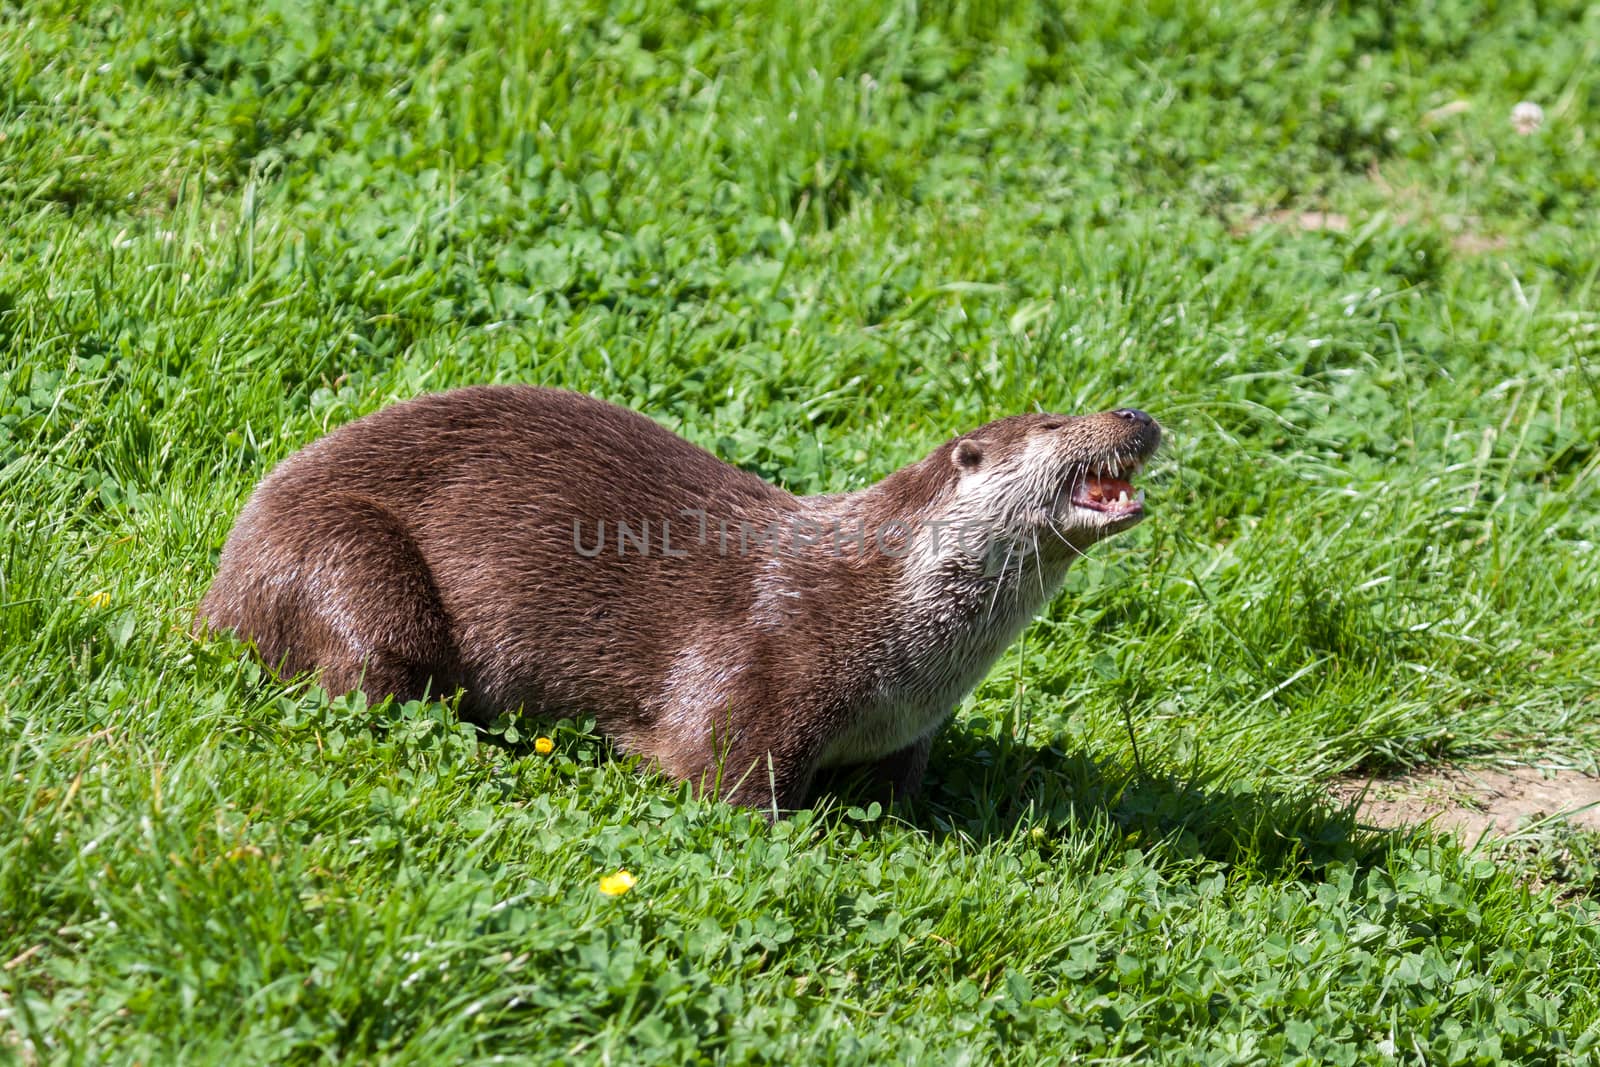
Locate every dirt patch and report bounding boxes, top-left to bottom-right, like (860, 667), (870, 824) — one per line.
(1448, 231), (1510, 255)
(1234, 210), (1350, 236)
(1332, 766), (1600, 838)
(1234, 204), (1509, 256)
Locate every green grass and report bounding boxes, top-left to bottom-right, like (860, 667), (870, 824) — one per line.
(4, 0), (1600, 1060)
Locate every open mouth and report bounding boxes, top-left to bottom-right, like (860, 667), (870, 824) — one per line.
(1069, 459), (1146, 519)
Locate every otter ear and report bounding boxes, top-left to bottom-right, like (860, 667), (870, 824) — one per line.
(953, 439), (984, 471)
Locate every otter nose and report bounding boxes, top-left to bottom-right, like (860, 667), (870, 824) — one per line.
(1112, 408), (1154, 427)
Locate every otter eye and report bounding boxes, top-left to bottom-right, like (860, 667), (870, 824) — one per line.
(954, 439), (984, 470)
(1040, 420), (1066, 431)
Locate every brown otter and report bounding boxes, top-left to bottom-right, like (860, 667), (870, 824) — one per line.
(199, 386), (1159, 814)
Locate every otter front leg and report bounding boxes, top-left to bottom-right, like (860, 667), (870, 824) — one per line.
(869, 732), (933, 802)
(814, 733), (933, 808)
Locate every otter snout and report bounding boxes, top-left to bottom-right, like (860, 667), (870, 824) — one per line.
(1101, 408), (1162, 457)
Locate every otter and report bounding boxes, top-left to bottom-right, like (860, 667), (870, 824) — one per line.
(199, 387), (1159, 813)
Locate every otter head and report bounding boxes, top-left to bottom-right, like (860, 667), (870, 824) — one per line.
(939, 407), (1162, 561)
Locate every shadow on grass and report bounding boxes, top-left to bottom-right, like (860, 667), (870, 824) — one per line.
(467, 702), (1392, 875)
(823, 725), (1393, 875)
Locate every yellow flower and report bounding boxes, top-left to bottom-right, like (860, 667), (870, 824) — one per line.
(86, 591), (111, 609)
(598, 869), (636, 897)
(534, 736), (554, 755)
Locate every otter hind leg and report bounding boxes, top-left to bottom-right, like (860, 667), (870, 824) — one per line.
(201, 493), (457, 706)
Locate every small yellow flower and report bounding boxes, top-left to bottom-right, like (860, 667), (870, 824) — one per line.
(86, 591), (111, 609)
(598, 869), (636, 897)
(534, 736), (554, 755)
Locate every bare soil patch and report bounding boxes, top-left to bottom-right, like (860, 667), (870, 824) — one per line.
(1333, 766), (1600, 838)
(1233, 209), (1350, 236)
